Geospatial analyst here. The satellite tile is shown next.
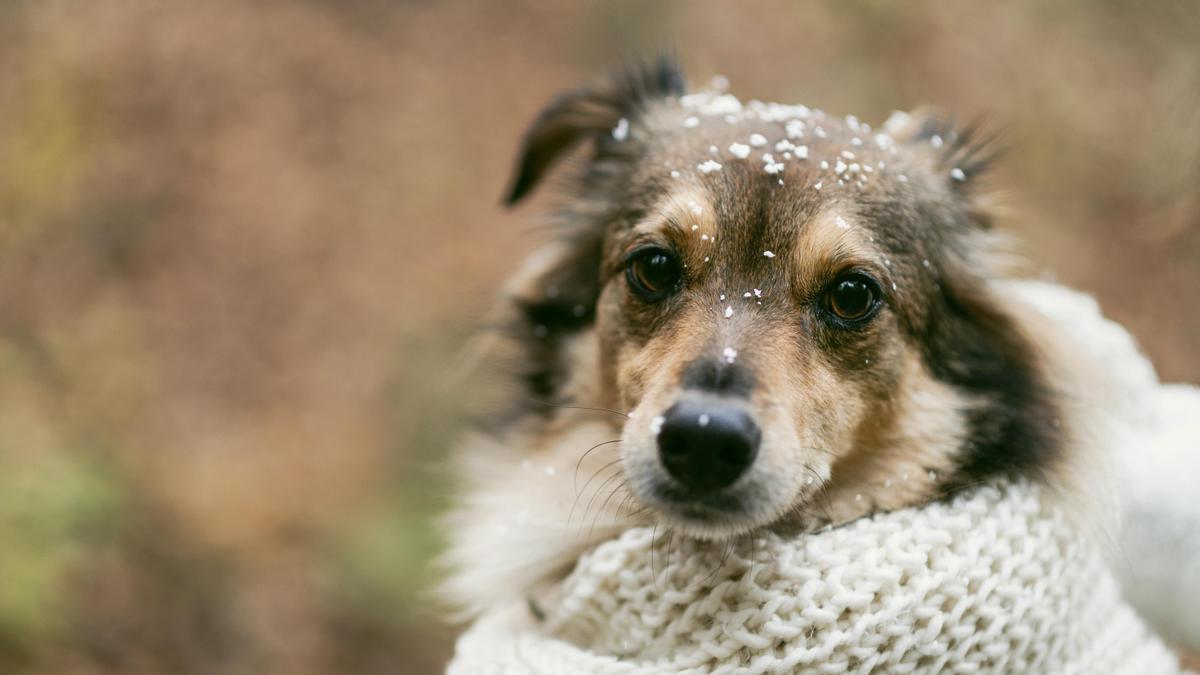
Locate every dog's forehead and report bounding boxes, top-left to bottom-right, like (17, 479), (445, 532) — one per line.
(629, 95), (929, 239)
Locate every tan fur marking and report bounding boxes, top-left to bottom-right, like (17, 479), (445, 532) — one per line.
(792, 209), (884, 296)
(622, 186), (719, 274)
(813, 353), (971, 525)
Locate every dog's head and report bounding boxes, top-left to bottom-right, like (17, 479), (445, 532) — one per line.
(501, 59), (1060, 540)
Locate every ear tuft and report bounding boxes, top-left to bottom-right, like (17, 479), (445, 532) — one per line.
(890, 107), (1002, 183)
(940, 120), (1002, 183)
(503, 56), (686, 205)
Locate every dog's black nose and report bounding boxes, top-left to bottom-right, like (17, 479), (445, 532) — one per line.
(657, 399), (760, 494)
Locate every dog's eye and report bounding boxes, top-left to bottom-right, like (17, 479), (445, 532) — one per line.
(626, 248), (681, 302)
(825, 273), (881, 323)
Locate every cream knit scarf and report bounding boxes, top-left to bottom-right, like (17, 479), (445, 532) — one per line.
(451, 482), (1186, 674)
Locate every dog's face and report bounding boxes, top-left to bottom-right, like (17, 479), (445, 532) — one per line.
(597, 103), (974, 539)
(502, 62), (1059, 541)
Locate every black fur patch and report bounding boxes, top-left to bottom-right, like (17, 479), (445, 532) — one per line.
(918, 280), (1061, 491)
(512, 227), (604, 402)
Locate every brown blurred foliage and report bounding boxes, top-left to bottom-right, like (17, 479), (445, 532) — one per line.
(0, 1), (1196, 673)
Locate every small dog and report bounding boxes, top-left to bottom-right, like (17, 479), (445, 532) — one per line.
(442, 58), (1094, 614)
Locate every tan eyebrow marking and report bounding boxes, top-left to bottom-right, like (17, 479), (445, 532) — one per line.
(629, 186), (719, 271)
(792, 209), (877, 296)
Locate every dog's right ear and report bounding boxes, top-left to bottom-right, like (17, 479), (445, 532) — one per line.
(504, 57), (686, 205)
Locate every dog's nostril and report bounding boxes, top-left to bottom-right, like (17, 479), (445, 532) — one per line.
(661, 444), (688, 461)
(718, 444), (751, 469)
(657, 400), (760, 494)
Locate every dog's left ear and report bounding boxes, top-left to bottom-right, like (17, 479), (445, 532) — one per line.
(504, 57), (686, 204)
(884, 107), (1000, 188)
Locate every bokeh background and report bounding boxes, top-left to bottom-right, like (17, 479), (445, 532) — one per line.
(0, 1), (1197, 673)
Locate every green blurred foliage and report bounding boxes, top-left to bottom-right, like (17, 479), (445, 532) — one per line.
(0, 452), (125, 658)
(0, 345), (127, 662)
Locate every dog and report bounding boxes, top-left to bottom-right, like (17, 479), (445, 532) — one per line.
(441, 58), (1098, 616)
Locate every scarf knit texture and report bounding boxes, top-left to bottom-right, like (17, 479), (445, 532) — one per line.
(447, 282), (1197, 674)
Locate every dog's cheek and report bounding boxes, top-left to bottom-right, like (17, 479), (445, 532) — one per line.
(803, 355), (881, 466)
(615, 335), (683, 412)
(595, 285), (634, 400)
(859, 325), (908, 404)
(607, 318), (691, 414)
(615, 346), (648, 409)
(598, 311), (686, 415)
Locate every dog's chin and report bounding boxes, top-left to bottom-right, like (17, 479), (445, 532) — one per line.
(635, 476), (792, 541)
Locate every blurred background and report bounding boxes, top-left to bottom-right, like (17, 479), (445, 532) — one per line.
(0, 1), (1197, 673)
